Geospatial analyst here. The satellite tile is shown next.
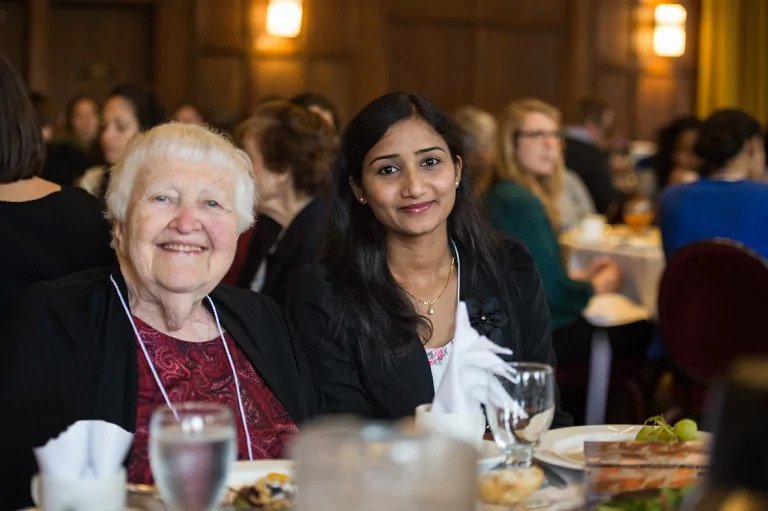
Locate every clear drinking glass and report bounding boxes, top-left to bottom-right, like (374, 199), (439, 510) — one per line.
(149, 402), (236, 511)
(291, 417), (478, 511)
(486, 362), (555, 468)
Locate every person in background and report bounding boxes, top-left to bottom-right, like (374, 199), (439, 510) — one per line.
(78, 83), (166, 199)
(172, 102), (206, 126)
(0, 123), (318, 509)
(453, 105), (498, 197)
(660, 109), (768, 260)
(489, 98), (641, 423)
(564, 97), (625, 216)
(29, 91), (54, 142)
(289, 91), (571, 427)
(290, 91), (341, 135)
(0, 54), (114, 316)
(64, 94), (101, 153)
(41, 94), (102, 186)
(231, 100), (335, 306)
(653, 115), (702, 192)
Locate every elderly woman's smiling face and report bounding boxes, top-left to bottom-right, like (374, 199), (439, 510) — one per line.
(114, 157), (239, 297)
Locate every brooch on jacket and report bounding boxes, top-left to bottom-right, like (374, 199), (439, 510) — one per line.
(465, 297), (508, 345)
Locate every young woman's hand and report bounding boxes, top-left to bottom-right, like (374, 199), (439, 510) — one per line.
(590, 260), (621, 294)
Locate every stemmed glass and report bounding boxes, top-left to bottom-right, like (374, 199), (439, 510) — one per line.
(149, 402), (236, 511)
(485, 362), (555, 469)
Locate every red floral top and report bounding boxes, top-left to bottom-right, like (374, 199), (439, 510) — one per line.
(126, 316), (298, 484)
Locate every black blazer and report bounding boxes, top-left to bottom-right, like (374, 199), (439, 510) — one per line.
(289, 238), (572, 428)
(239, 198), (328, 307)
(0, 265), (318, 510)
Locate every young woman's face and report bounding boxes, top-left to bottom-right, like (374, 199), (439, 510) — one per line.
(71, 98), (100, 145)
(514, 111), (562, 178)
(101, 96), (140, 165)
(354, 116), (461, 239)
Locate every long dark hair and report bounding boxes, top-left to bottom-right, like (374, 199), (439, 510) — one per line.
(108, 83), (167, 132)
(654, 115), (701, 189)
(0, 53), (44, 183)
(323, 91), (502, 368)
(695, 109), (763, 177)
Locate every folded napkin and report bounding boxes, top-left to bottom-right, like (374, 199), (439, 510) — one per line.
(34, 420), (133, 479)
(582, 293), (651, 327)
(432, 301), (513, 414)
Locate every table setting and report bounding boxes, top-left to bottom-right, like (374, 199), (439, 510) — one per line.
(19, 303), (711, 511)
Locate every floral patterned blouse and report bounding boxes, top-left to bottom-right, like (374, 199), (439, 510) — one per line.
(425, 341), (453, 391)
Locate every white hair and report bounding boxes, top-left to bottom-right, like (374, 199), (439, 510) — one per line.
(105, 122), (257, 234)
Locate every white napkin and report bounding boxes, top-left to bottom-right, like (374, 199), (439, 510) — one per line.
(582, 293), (651, 327)
(432, 301), (513, 414)
(34, 420), (133, 479)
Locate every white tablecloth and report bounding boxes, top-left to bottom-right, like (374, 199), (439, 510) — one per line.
(560, 226), (665, 316)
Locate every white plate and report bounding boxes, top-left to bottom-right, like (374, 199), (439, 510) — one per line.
(226, 459), (294, 488)
(535, 424), (641, 470)
(535, 425), (711, 471)
(478, 439), (505, 472)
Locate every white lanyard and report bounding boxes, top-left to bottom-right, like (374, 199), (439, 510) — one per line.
(109, 275), (254, 461)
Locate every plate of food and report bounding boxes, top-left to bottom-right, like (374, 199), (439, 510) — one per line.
(536, 424), (641, 470)
(536, 417), (709, 471)
(225, 460), (295, 510)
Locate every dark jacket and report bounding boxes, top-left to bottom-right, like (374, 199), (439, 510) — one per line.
(564, 136), (624, 216)
(0, 265), (318, 510)
(238, 198), (328, 307)
(288, 237), (572, 428)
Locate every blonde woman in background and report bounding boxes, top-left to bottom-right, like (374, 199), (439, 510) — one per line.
(487, 98), (632, 423)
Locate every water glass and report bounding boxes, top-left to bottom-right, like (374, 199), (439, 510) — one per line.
(149, 402), (236, 511)
(291, 417), (478, 511)
(486, 362), (555, 468)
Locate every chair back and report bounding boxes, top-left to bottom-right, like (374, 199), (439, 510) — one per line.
(658, 240), (768, 382)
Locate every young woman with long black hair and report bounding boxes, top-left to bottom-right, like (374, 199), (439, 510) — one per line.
(289, 92), (570, 427)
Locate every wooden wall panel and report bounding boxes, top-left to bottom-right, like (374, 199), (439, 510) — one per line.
(47, 3), (152, 114)
(482, 30), (564, 111)
(387, 0), (479, 19)
(0, 1), (26, 73)
(386, 23), (475, 111)
(480, 0), (566, 25)
(596, 0), (634, 67)
(598, 71), (633, 138)
(197, 56), (246, 125)
(306, 59), (353, 123)
(637, 74), (676, 139)
(196, 0), (247, 50)
(250, 59), (307, 101)
(13, 0), (699, 140)
(305, 0), (352, 55)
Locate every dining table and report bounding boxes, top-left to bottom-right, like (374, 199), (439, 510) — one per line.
(559, 225), (665, 317)
(559, 225), (665, 424)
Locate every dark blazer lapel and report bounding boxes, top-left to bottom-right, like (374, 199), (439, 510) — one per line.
(206, 287), (306, 422)
(89, 267), (139, 432)
(370, 345), (434, 419)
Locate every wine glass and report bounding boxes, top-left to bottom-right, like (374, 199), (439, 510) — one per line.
(486, 362), (555, 468)
(150, 402), (236, 511)
(623, 196), (654, 235)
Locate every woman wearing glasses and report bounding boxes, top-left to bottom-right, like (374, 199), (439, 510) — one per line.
(487, 98), (626, 423)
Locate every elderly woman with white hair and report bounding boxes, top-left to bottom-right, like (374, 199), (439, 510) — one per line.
(0, 123), (318, 508)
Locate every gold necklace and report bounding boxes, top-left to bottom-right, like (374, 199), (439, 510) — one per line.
(401, 257), (455, 315)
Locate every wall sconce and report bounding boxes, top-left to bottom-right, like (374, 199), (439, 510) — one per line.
(266, 0), (303, 38)
(653, 4), (686, 57)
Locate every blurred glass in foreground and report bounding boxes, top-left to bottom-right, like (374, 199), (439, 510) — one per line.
(291, 417), (478, 511)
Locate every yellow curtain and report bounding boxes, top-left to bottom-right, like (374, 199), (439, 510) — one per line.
(696, 0), (768, 121)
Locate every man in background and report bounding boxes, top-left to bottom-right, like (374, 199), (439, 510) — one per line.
(564, 97), (625, 216)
